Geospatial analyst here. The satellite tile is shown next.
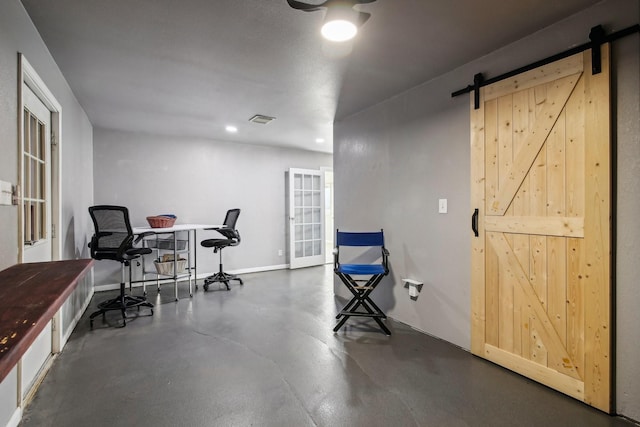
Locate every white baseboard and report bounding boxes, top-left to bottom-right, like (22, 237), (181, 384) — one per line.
(93, 264), (290, 292)
(61, 286), (94, 349)
(229, 264), (289, 275)
(6, 407), (21, 427)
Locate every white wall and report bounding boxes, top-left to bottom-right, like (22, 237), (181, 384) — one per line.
(0, 0), (94, 270)
(92, 127), (332, 286)
(334, 0), (639, 420)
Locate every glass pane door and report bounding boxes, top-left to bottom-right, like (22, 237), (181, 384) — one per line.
(288, 168), (325, 269)
(22, 83), (52, 263)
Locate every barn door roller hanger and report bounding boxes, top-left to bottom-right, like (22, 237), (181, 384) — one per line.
(452, 24), (640, 109)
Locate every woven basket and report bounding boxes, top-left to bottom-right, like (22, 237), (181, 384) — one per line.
(146, 215), (176, 228)
(154, 258), (187, 275)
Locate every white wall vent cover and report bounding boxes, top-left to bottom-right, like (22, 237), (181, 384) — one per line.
(249, 114), (276, 124)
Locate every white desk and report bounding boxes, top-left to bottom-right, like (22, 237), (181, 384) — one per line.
(133, 224), (221, 301)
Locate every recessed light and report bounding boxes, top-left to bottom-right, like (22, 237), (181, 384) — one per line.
(315, 138), (325, 144)
(225, 125), (238, 133)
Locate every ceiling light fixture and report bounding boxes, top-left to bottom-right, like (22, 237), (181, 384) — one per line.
(225, 125), (238, 133)
(321, 6), (358, 42)
(286, 0), (375, 43)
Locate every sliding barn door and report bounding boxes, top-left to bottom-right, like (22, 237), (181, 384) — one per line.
(470, 47), (611, 411)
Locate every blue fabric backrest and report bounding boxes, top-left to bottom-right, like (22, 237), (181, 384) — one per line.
(336, 230), (384, 247)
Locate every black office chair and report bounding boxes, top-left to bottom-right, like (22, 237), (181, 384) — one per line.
(201, 208), (243, 291)
(88, 205), (154, 327)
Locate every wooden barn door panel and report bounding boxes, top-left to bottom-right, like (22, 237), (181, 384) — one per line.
(470, 47), (611, 411)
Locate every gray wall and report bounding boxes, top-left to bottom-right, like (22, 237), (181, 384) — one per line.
(0, 0), (94, 270)
(334, 0), (639, 419)
(0, 2), (94, 426)
(92, 127), (332, 286)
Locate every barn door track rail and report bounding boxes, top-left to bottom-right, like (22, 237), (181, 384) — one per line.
(452, 24), (640, 109)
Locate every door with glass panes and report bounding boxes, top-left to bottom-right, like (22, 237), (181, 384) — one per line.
(288, 168), (325, 269)
(21, 83), (52, 263)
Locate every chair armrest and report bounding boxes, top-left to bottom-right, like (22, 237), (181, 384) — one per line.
(219, 228), (239, 239)
(205, 226), (233, 231)
(134, 231), (155, 244)
(116, 235), (135, 259)
(382, 247), (390, 272)
(88, 233), (111, 249)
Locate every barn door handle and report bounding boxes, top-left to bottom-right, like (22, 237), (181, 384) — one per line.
(472, 208), (479, 237)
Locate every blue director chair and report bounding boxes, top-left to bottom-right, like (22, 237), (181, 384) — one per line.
(333, 229), (391, 335)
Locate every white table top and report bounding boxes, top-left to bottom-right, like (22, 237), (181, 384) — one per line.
(133, 224), (222, 234)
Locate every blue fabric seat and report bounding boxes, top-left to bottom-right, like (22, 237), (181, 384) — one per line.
(333, 229), (391, 335)
(337, 264), (386, 275)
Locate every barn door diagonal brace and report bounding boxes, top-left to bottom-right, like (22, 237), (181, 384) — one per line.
(452, 23), (640, 109)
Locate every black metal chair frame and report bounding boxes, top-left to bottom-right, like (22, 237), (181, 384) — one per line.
(201, 208), (243, 291)
(333, 229), (391, 335)
(88, 205), (154, 328)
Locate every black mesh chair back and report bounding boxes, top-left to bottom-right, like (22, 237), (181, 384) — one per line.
(223, 208), (240, 229)
(201, 208), (243, 290)
(89, 205), (135, 262)
(214, 208), (241, 245)
(88, 205), (153, 327)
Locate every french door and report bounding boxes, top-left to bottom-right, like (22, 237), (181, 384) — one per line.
(470, 47), (611, 411)
(288, 168), (325, 269)
(21, 83), (52, 263)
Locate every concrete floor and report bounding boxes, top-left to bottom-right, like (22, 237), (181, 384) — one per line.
(21, 265), (635, 427)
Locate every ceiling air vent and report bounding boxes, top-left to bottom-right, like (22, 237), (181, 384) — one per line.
(248, 114), (276, 125)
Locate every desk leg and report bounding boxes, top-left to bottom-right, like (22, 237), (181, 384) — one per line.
(173, 232), (179, 301)
(193, 229), (198, 291)
(155, 235), (161, 293)
(142, 252), (147, 296)
(188, 230), (193, 297)
(142, 238), (148, 296)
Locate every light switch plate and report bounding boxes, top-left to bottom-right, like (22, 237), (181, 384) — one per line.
(438, 198), (447, 214)
(0, 181), (12, 206)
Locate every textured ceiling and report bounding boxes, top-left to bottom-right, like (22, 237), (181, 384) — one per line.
(21, 0), (601, 153)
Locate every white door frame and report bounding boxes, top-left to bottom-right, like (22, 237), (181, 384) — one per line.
(320, 167), (334, 264)
(288, 168), (326, 269)
(18, 54), (62, 262)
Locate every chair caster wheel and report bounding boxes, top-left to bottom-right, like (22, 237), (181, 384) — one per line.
(203, 283), (209, 291)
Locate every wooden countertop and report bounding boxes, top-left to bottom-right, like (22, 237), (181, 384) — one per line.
(0, 259), (93, 383)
